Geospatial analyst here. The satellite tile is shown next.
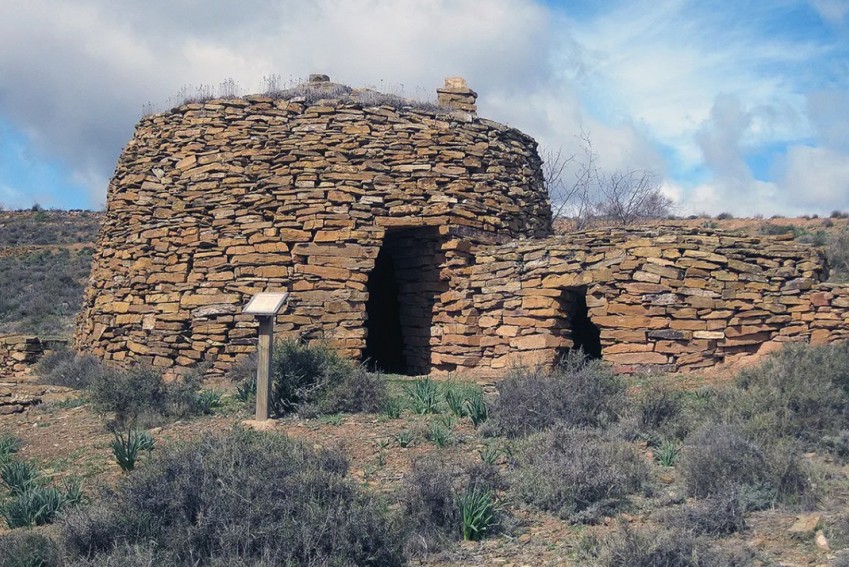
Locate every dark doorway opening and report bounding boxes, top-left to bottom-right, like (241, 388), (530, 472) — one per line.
(556, 287), (603, 362)
(363, 227), (444, 375)
(570, 291), (602, 359)
(363, 247), (407, 374)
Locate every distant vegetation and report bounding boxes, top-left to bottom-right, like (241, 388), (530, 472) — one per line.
(0, 210), (100, 246)
(0, 211), (99, 336)
(0, 248), (93, 335)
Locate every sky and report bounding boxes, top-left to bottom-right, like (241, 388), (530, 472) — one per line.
(0, 0), (847, 216)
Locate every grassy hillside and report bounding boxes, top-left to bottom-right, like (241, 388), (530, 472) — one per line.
(0, 211), (100, 336)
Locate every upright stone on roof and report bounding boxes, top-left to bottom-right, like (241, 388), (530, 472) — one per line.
(437, 76), (477, 114)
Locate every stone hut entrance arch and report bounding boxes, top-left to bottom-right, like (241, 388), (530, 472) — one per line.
(363, 226), (446, 375)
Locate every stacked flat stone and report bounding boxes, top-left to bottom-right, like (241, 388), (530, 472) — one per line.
(74, 79), (551, 375)
(0, 335), (45, 375)
(437, 77), (478, 114)
(430, 227), (849, 375)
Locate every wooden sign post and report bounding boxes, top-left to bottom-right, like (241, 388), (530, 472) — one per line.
(242, 292), (289, 421)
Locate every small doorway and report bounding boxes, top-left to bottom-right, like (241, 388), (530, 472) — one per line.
(557, 287), (602, 361)
(363, 227), (444, 375)
(363, 246), (407, 373)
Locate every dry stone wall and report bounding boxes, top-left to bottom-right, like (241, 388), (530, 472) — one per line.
(75, 77), (848, 379)
(0, 335), (46, 375)
(74, 80), (551, 374)
(433, 228), (849, 375)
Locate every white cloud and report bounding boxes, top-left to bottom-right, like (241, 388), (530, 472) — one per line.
(780, 145), (849, 211)
(0, 0), (551, 206)
(810, 0), (849, 23)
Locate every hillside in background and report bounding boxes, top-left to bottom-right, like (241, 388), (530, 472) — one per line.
(0, 211), (101, 337)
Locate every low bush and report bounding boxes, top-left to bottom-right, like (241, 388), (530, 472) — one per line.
(61, 427), (402, 566)
(681, 423), (809, 505)
(511, 426), (650, 524)
(637, 384), (683, 431)
(730, 341), (849, 445)
(667, 486), (748, 536)
(228, 340), (384, 417)
(400, 457), (504, 554)
(0, 530), (60, 567)
(302, 366), (387, 417)
(584, 525), (754, 567)
(487, 352), (626, 437)
(35, 348), (106, 389)
(827, 226), (849, 280)
(86, 363), (215, 426)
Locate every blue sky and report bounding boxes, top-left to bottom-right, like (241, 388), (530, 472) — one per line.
(0, 0), (847, 215)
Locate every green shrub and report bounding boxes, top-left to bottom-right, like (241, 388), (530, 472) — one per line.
(654, 440), (680, 467)
(406, 377), (441, 414)
(393, 429), (416, 448)
(458, 485), (498, 541)
(269, 340), (355, 415)
(512, 426), (650, 524)
(0, 435), (21, 462)
(427, 421), (453, 448)
(0, 530), (60, 567)
(444, 383), (469, 417)
(381, 396), (403, 419)
(1, 461), (40, 495)
(194, 389), (222, 414)
(228, 341), (387, 417)
(61, 428), (402, 566)
(3, 485), (66, 528)
(111, 428), (155, 472)
(465, 391), (489, 428)
(488, 353), (626, 437)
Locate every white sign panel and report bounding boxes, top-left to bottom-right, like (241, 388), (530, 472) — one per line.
(243, 292), (289, 316)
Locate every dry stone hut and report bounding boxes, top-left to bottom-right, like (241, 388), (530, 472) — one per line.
(75, 76), (849, 377)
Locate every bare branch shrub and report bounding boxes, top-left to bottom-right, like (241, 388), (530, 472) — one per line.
(511, 426), (651, 524)
(543, 132), (673, 229)
(485, 351), (626, 438)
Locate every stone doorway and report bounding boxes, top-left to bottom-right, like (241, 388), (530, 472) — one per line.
(363, 227), (444, 375)
(557, 287), (602, 361)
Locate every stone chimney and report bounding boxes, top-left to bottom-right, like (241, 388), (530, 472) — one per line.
(437, 77), (477, 114)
